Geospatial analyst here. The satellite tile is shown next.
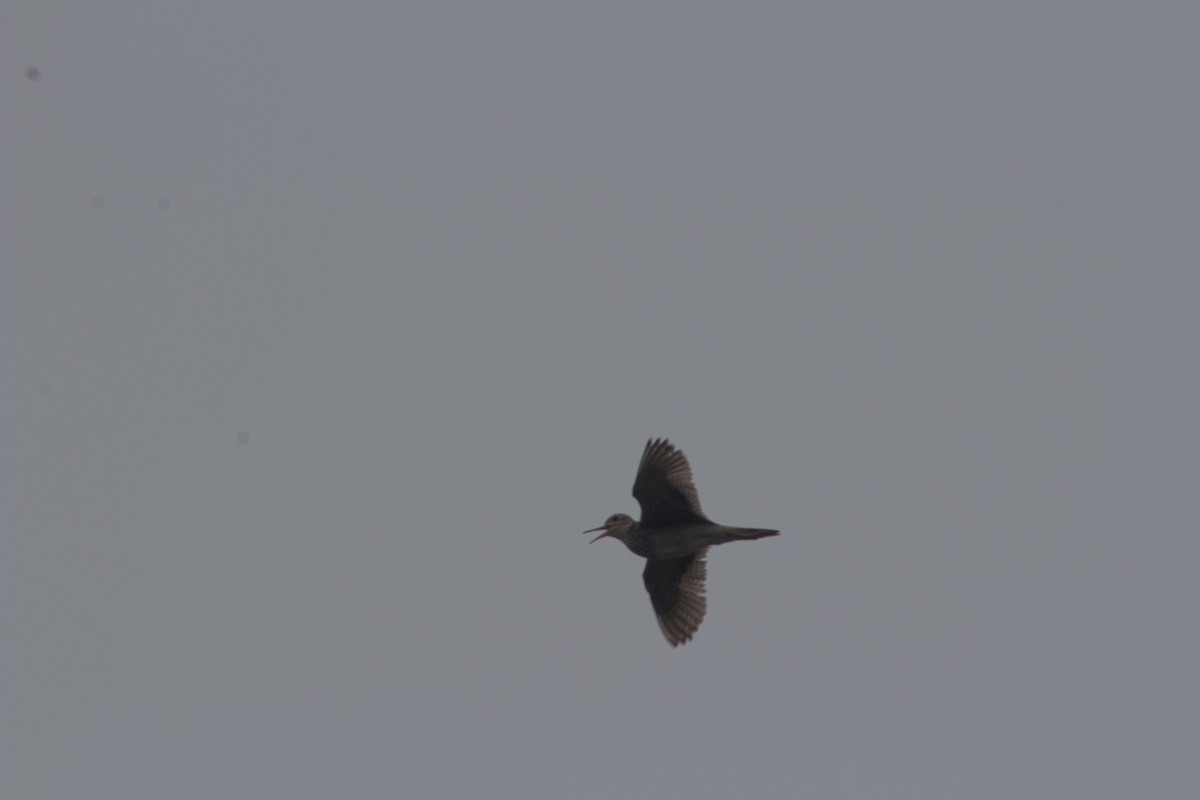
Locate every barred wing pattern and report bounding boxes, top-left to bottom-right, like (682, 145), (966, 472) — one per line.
(642, 549), (709, 647)
(633, 438), (709, 527)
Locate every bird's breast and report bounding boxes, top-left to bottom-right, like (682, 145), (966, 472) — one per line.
(636, 524), (719, 560)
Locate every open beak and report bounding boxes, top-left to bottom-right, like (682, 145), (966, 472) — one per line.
(583, 525), (612, 544)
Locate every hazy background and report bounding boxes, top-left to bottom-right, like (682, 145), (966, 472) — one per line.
(3, 3), (1197, 798)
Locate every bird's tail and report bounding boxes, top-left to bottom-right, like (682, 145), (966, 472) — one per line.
(734, 528), (780, 540)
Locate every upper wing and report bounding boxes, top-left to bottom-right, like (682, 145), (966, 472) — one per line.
(632, 438), (709, 527)
(642, 550), (709, 647)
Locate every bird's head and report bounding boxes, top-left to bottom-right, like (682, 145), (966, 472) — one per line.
(584, 513), (636, 544)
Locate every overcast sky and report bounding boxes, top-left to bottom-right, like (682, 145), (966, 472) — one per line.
(3, 3), (1198, 798)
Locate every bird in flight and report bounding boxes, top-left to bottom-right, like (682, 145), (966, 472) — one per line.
(585, 438), (779, 646)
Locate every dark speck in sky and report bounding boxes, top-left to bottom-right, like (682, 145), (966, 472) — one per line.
(26, 66), (40, 81)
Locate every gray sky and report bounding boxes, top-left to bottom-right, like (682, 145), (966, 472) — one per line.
(3, 3), (1198, 798)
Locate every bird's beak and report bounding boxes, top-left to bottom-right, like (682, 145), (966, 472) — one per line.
(583, 525), (612, 543)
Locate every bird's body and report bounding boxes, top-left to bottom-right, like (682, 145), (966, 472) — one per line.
(585, 438), (778, 647)
(591, 515), (777, 561)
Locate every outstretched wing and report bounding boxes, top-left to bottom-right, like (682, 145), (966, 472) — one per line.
(632, 438), (709, 527)
(642, 550), (709, 647)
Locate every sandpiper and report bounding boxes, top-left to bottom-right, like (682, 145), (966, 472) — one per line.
(585, 438), (778, 646)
